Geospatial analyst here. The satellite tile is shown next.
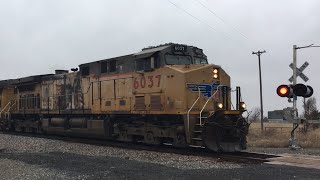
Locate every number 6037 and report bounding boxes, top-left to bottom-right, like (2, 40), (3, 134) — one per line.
(133, 75), (161, 89)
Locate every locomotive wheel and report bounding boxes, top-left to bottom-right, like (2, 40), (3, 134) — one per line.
(144, 131), (160, 145)
(173, 133), (187, 147)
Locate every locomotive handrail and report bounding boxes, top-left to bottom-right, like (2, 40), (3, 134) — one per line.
(187, 87), (201, 132)
(0, 101), (11, 114)
(0, 101), (13, 118)
(8, 100), (16, 112)
(82, 81), (93, 95)
(199, 85), (223, 125)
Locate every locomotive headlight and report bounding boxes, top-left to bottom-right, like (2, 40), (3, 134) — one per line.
(241, 103), (246, 109)
(213, 68), (219, 79)
(217, 103), (223, 109)
(240, 102), (246, 111)
(213, 68), (218, 74)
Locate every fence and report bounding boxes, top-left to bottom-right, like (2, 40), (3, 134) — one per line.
(263, 126), (305, 135)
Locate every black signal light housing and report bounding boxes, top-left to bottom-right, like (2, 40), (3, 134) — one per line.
(276, 84), (313, 98)
(292, 83), (313, 98)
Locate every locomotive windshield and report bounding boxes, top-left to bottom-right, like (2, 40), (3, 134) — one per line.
(165, 54), (192, 65)
(165, 54), (208, 65)
(194, 57), (208, 64)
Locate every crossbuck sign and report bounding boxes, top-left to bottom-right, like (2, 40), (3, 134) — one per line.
(288, 61), (309, 82)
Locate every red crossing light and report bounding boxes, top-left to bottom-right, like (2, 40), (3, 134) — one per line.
(276, 85), (292, 98)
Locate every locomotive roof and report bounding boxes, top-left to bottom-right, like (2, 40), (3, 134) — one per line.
(134, 45), (170, 58)
(79, 54), (133, 67)
(0, 74), (53, 87)
(78, 43), (181, 67)
(0, 79), (14, 87)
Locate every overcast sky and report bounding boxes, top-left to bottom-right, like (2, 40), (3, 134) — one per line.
(0, 0), (319, 115)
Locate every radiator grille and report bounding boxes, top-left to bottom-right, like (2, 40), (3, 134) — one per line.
(150, 95), (162, 111)
(105, 101), (111, 106)
(134, 96), (145, 110)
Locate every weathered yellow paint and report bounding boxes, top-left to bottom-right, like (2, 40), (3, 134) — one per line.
(6, 63), (232, 116)
(0, 87), (15, 111)
(81, 63), (232, 115)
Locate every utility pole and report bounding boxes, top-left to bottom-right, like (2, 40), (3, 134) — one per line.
(252, 50), (266, 133)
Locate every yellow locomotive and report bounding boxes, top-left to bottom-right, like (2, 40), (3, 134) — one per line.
(0, 43), (249, 152)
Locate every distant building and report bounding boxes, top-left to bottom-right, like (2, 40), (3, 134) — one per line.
(268, 110), (283, 120)
(268, 107), (293, 121)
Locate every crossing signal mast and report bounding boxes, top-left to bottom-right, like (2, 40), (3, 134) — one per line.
(277, 44), (319, 150)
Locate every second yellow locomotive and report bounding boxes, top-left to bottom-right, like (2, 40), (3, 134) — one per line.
(0, 43), (249, 152)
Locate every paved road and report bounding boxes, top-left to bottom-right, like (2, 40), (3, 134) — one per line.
(0, 151), (320, 180)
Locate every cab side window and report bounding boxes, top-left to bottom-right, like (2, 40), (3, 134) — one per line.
(136, 58), (151, 71)
(81, 66), (90, 76)
(110, 60), (117, 73)
(100, 61), (108, 74)
(153, 54), (160, 68)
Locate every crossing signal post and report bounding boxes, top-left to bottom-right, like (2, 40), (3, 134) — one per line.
(281, 44), (318, 150)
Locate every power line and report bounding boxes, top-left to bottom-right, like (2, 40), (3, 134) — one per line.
(168, 1), (217, 32)
(193, 0), (249, 40)
(168, 0), (232, 40)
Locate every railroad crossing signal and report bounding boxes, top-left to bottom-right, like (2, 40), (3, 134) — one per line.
(288, 61), (309, 82)
(276, 84), (313, 98)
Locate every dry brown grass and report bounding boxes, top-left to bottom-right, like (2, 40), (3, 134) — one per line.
(248, 122), (320, 148)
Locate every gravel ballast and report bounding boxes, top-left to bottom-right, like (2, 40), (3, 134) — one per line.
(1, 133), (320, 180)
(0, 133), (240, 170)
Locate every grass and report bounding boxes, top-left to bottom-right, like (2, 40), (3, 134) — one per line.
(247, 122), (320, 148)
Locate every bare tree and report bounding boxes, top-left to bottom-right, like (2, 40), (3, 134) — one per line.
(249, 107), (261, 122)
(303, 97), (319, 120)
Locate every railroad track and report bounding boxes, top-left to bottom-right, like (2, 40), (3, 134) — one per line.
(7, 131), (320, 170)
(0, 131), (279, 164)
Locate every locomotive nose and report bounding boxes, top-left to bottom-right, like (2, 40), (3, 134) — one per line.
(202, 112), (249, 152)
(202, 123), (241, 152)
